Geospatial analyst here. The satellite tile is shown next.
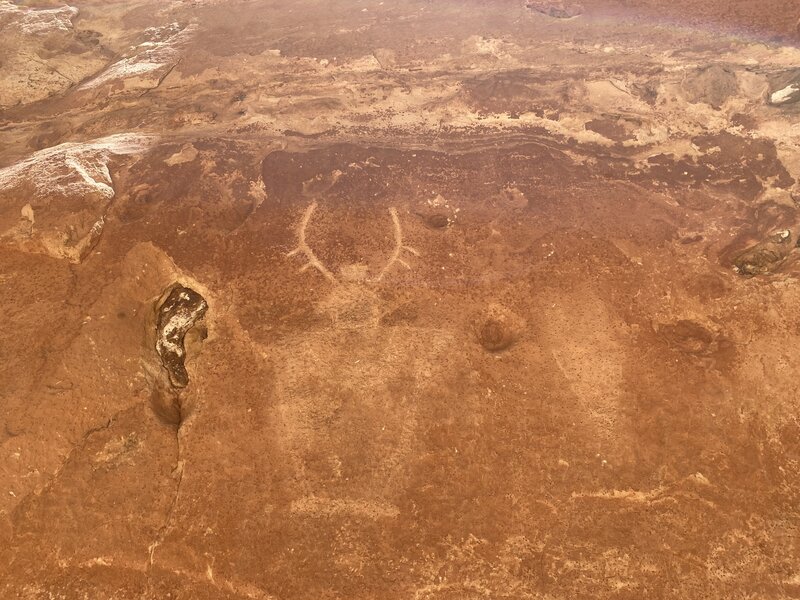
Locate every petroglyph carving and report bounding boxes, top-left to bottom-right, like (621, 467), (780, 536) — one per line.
(287, 202), (419, 283)
(286, 201), (338, 283)
(376, 207), (420, 281)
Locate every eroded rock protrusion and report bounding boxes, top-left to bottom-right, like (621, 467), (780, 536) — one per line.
(155, 284), (208, 388)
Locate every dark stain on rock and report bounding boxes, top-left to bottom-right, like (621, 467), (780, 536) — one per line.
(637, 133), (794, 198)
(680, 234), (704, 244)
(461, 70), (564, 117)
(585, 117), (635, 142)
(155, 284), (208, 388)
(656, 319), (735, 364)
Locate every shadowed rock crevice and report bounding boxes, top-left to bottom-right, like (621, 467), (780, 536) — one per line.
(155, 284), (208, 389)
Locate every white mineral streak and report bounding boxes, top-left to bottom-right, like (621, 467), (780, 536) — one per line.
(0, 134), (156, 199)
(158, 302), (205, 358)
(79, 23), (195, 89)
(0, 1), (78, 36)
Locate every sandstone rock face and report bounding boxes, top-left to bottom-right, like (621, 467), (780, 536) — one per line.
(2, 1), (800, 598)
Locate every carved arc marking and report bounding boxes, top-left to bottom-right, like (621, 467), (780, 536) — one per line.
(288, 202), (418, 283)
(375, 207), (419, 282)
(287, 201), (338, 283)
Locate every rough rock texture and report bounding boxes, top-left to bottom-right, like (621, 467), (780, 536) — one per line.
(2, 0), (800, 598)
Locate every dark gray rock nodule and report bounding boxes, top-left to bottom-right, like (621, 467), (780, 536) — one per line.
(733, 230), (793, 276)
(767, 70), (800, 106)
(155, 284), (208, 388)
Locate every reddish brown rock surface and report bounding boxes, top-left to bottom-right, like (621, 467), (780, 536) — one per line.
(2, 1), (800, 598)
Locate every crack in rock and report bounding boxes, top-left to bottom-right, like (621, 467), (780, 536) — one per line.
(8, 402), (143, 522)
(147, 430), (184, 570)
